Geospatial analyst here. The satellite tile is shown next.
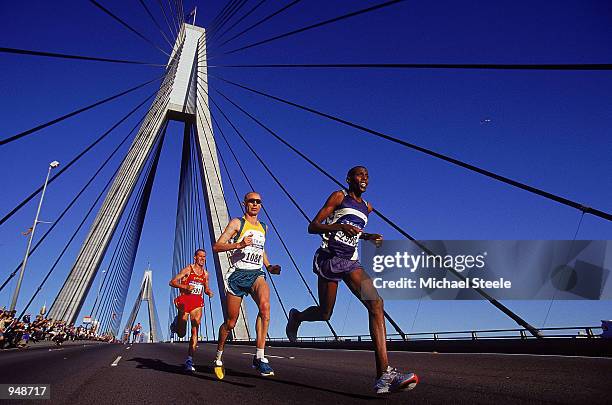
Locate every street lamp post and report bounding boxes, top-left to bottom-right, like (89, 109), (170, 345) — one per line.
(10, 161), (60, 311)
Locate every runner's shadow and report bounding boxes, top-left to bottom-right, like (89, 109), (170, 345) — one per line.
(221, 368), (379, 401)
(127, 357), (254, 388)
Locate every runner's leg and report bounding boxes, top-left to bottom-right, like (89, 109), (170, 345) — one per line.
(251, 277), (270, 351)
(188, 307), (202, 357)
(177, 307), (189, 338)
(343, 267), (388, 377)
(216, 293), (242, 352)
(296, 277), (339, 322)
(251, 276), (275, 376)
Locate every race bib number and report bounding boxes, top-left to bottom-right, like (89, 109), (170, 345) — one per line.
(334, 230), (360, 247)
(240, 231), (265, 266)
(242, 246), (263, 265)
(189, 281), (203, 295)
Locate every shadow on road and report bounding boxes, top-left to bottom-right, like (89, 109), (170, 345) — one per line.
(127, 356), (377, 400)
(222, 368), (379, 401)
(127, 357), (254, 388)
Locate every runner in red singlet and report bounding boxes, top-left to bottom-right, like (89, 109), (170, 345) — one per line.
(169, 249), (213, 372)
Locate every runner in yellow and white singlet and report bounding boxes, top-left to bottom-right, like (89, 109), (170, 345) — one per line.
(212, 191), (281, 379)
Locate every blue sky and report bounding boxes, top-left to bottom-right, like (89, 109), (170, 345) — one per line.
(1, 0), (611, 339)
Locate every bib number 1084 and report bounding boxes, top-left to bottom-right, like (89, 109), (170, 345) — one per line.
(244, 251), (262, 265)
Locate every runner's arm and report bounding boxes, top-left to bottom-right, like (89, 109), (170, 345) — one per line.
(212, 218), (249, 252)
(169, 266), (194, 291)
(263, 250), (281, 274)
(360, 202), (383, 245)
(204, 271), (214, 297)
(308, 191), (361, 236)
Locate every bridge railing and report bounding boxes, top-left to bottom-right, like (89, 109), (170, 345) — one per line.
(261, 326), (604, 343)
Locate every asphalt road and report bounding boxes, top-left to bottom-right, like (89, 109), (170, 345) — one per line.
(1, 342), (611, 404)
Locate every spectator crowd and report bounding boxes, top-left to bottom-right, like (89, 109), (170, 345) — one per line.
(0, 308), (115, 349)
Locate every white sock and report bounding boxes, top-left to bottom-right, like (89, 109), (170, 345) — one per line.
(215, 350), (223, 361)
(256, 348), (265, 359)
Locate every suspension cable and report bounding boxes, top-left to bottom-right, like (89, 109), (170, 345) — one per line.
(0, 113), (147, 293)
(216, 0), (302, 50)
(0, 89), (159, 227)
(541, 211), (586, 327)
(138, 0), (175, 49)
(211, 0), (268, 46)
(97, 127), (166, 332)
(189, 124), (217, 339)
(211, 75), (612, 222)
(0, 75), (162, 147)
(219, 0), (406, 57)
(9, 149), (125, 329)
(23, 65), (177, 260)
(163, 0), (182, 37)
(207, 84), (542, 337)
(207, 0), (250, 42)
(190, 113), (252, 339)
(194, 100), (290, 322)
(207, 0), (241, 36)
(52, 84), (174, 322)
(69, 74), (176, 322)
(93, 160), (151, 321)
(89, 0), (171, 57)
(209, 62), (612, 71)
(188, 126), (209, 341)
(0, 46), (164, 66)
(168, 123), (191, 341)
(196, 79), (338, 334)
(20, 102), (170, 324)
(156, 0), (178, 40)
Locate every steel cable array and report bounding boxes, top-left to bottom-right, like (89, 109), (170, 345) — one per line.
(210, 75), (612, 222)
(0, 111), (150, 293)
(4, 0), (609, 342)
(198, 75), (405, 337)
(201, 78), (541, 336)
(193, 94), (291, 324)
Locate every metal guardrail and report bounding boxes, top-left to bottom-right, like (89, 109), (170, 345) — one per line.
(168, 325), (607, 344)
(256, 326), (604, 343)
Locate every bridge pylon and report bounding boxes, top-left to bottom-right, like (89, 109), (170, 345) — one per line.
(123, 269), (162, 343)
(48, 23), (250, 340)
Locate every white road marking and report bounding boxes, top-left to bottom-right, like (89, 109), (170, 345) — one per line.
(241, 353), (292, 359)
(48, 348), (63, 352)
(111, 356), (122, 366)
(266, 355), (287, 359)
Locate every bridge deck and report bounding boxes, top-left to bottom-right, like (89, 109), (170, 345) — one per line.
(1, 342), (610, 404)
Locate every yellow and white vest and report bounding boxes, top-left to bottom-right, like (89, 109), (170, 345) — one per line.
(228, 216), (267, 272)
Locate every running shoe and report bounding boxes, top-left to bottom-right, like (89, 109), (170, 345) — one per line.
(252, 357), (274, 376)
(285, 308), (300, 343)
(374, 367), (418, 394)
(213, 359), (225, 380)
(184, 357), (195, 372)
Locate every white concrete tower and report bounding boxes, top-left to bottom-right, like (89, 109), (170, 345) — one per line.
(123, 270), (161, 343)
(48, 24), (250, 340)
